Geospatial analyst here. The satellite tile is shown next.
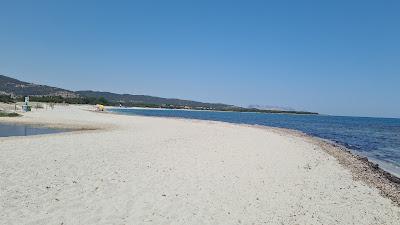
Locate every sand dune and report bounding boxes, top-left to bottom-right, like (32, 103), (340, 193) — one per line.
(0, 105), (399, 224)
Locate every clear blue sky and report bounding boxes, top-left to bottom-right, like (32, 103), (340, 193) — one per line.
(1, 0), (399, 118)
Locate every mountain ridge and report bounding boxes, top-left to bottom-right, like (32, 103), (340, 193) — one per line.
(0, 74), (235, 109)
(0, 75), (78, 98)
(0, 74), (318, 114)
(75, 90), (234, 109)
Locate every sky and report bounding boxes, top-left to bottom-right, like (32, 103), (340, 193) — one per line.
(0, 0), (399, 118)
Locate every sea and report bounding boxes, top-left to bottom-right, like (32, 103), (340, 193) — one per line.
(109, 107), (400, 177)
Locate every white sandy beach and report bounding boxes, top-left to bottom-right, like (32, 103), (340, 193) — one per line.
(1, 105), (399, 225)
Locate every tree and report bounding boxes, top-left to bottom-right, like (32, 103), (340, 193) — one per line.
(98, 97), (109, 105)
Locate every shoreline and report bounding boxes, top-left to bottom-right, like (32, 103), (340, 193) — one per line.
(107, 109), (400, 206)
(107, 105), (319, 115)
(1, 104), (399, 224)
(109, 108), (400, 178)
(260, 126), (400, 206)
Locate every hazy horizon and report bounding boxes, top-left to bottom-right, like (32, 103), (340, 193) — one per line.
(1, 1), (399, 118)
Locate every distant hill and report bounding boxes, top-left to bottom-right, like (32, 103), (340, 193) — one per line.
(0, 74), (234, 109)
(0, 74), (317, 114)
(76, 90), (235, 109)
(0, 75), (78, 98)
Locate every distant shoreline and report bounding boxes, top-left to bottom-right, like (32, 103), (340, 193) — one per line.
(107, 105), (318, 115)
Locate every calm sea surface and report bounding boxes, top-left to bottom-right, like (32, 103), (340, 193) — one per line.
(0, 123), (66, 137)
(110, 108), (400, 176)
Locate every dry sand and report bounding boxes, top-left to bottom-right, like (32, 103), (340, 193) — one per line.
(0, 104), (399, 224)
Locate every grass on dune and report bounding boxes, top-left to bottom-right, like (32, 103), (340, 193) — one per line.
(0, 111), (20, 117)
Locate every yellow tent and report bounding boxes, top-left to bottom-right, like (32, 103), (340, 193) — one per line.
(96, 104), (105, 111)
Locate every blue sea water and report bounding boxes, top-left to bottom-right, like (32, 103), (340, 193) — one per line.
(110, 108), (400, 176)
(0, 123), (67, 137)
